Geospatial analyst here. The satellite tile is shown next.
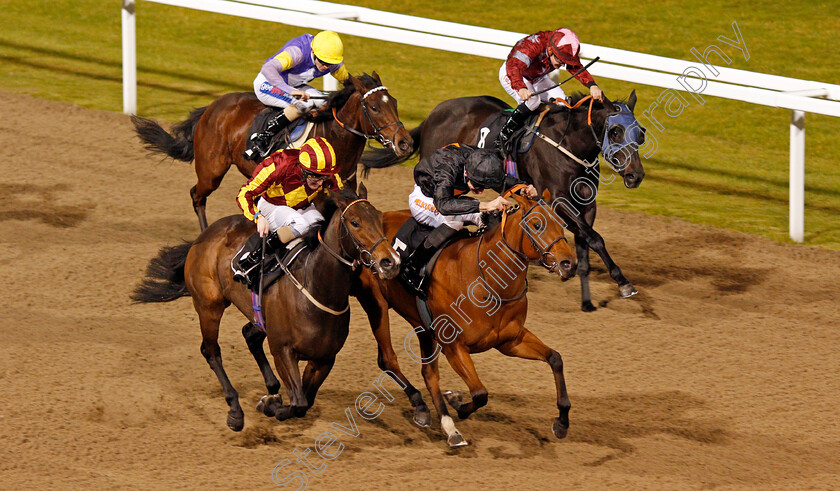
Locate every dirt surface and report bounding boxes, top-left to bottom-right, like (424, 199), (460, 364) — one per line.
(1, 91), (839, 490)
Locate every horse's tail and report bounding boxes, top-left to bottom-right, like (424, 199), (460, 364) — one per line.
(131, 242), (193, 303)
(130, 106), (207, 162)
(359, 122), (423, 178)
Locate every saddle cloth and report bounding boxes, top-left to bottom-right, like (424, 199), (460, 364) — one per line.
(474, 108), (542, 164)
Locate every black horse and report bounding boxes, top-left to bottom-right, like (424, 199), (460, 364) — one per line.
(361, 92), (645, 311)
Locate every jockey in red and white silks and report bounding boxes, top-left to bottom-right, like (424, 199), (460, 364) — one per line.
(495, 28), (604, 151)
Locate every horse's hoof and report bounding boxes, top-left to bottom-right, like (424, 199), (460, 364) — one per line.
(447, 432), (469, 448)
(619, 283), (638, 298)
(227, 412), (245, 432)
(581, 300), (597, 312)
(413, 406), (432, 428)
(443, 390), (463, 409)
(552, 417), (568, 439)
(257, 395), (281, 417)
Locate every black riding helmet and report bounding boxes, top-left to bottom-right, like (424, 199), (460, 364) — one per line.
(465, 149), (505, 191)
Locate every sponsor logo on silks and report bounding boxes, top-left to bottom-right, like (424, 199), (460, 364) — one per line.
(414, 198), (439, 215)
(259, 83), (293, 103)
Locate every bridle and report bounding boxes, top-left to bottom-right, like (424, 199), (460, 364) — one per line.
(524, 96), (643, 170)
(287, 197), (391, 317)
(332, 85), (404, 150)
(319, 198), (390, 272)
(476, 186), (569, 302)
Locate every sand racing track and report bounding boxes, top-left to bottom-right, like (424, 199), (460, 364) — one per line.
(0, 92), (838, 489)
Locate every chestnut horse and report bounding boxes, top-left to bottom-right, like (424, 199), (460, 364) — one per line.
(132, 186), (400, 431)
(361, 92), (645, 311)
(132, 72), (413, 230)
(353, 187), (577, 447)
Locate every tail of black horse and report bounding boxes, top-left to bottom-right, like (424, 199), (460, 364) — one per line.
(131, 242), (193, 303)
(360, 122), (423, 177)
(131, 106), (207, 162)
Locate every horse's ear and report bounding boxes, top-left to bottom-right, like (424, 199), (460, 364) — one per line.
(371, 71), (382, 85)
(541, 188), (551, 202)
(628, 90), (637, 112)
(357, 181), (368, 199)
(350, 75), (365, 94)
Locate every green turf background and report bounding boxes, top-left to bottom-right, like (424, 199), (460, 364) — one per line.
(1, 1), (837, 247)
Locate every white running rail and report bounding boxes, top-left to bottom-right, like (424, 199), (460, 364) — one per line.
(121, 0), (840, 242)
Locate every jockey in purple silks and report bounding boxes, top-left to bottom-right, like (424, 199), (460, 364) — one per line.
(243, 31), (350, 161)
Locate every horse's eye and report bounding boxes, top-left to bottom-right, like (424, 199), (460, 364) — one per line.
(610, 126), (622, 139)
(534, 223), (542, 230)
(369, 105), (378, 112)
(350, 220), (361, 227)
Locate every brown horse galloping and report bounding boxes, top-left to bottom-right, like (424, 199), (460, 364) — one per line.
(362, 92), (645, 311)
(132, 186), (400, 431)
(352, 187), (578, 447)
(132, 72), (413, 230)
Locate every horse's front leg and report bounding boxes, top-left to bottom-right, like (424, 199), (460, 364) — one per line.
(441, 342), (488, 420)
(417, 331), (468, 447)
(573, 231), (596, 312)
(558, 203), (636, 307)
(301, 358), (335, 408)
(262, 346), (308, 421)
(496, 328), (570, 439)
(353, 276), (431, 427)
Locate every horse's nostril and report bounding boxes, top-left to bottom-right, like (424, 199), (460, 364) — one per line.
(560, 260), (572, 272)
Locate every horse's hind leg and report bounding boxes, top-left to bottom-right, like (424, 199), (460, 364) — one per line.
(191, 151), (232, 231)
(242, 322), (281, 395)
(196, 300), (244, 431)
(355, 281), (430, 426)
(496, 328), (570, 439)
(440, 343), (488, 420)
(301, 359), (335, 409)
(417, 331), (467, 447)
(190, 186), (209, 232)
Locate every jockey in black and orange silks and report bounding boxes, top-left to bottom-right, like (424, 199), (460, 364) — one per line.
(401, 143), (537, 294)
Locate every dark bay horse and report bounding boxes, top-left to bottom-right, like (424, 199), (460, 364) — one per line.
(132, 72), (413, 230)
(361, 92), (645, 311)
(132, 186), (400, 431)
(353, 188), (577, 447)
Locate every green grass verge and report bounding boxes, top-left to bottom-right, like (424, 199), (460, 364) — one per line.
(1, 0), (838, 248)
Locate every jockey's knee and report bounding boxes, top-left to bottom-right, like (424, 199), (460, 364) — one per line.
(441, 218), (466, 231)
(285, 218), (310, 238)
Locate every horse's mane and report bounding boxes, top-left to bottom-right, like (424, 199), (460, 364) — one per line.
(305, 73), (379, 124)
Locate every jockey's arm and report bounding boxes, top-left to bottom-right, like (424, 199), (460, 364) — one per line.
(237, 162), (277, 221)
(330, 64), (350, 84)
(261, 51), (298, 93)
(505, 55), (529, 92)
(431, 158), (480, 216)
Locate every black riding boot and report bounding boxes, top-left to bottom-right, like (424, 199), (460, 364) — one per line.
(494, 103), (533, 153)
(243, 112), (291, 161)
(232, 229), (291, 287)
(401, 225), (459, 297)
(232, 232), (264, 284)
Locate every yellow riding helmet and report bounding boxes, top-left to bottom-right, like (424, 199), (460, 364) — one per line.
(311, 31), (344, 65)
(298, 137), (339, 175)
